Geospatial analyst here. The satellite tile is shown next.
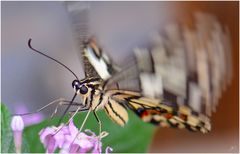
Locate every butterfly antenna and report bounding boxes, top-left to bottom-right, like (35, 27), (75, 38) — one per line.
(28, 38), (79, 80)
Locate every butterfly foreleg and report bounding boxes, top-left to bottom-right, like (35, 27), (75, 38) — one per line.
(70, 108), (92, 149)
(50, 100), (84, 119)
(68, 108), (89, 115)
(39, 99), (87, 138)
(13, 98), (66, 117)
(54, 104), (89, 135)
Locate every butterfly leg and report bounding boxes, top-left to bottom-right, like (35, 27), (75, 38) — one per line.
(93, 110), (102, 153)
(53, 100), (90, 152)
(70, 108), (92, 150)
(68, 108), (89, 116)
(12, 98), (66, 117)
(54, 104), (89, 135)
(38, 98), (83, 151)
(50, 100), (82, 119)
(39, 99), (85, 135)
(12, 98), (84, 117)
(37, 98), (83, 128)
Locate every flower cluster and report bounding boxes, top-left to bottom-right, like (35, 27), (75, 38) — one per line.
(39, 120), (112, 153)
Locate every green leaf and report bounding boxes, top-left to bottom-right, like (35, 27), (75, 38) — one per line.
(1, 103), (29, 153)
(75, 111), (155, 153)
(1, 103), (14, 153)
(24, 110), (155, 153)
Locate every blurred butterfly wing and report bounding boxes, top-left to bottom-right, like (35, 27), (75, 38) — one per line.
(66, 2), (119, 80)
(66, 4), (231, 133)
(105, 12), (232, 117)
(66, 2), (94, 77)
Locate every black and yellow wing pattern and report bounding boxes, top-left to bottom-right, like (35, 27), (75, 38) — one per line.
(105, 90), (210, 133)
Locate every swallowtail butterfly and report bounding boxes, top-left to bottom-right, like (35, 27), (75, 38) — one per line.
(62, 2), (232, 134)
(24, 2), (232, 137)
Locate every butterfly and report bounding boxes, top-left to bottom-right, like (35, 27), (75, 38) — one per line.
(26, 2), (232, 136)
(67, 37), (212, 133)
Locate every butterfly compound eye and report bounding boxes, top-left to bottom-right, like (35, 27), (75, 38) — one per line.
(80, 85), (88, 94)
(72, 80), (80, 88)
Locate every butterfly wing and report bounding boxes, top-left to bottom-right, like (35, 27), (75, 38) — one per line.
(82, 38), (119, 80)
(66, 2), (119, 80)
(66, 4), (231, 133)
(105, 90), (210, 133)
(104, 12), (232, 117)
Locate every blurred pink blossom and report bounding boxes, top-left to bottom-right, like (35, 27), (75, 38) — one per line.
(39, 120), (112, 154)
(14, 103), (44, 126)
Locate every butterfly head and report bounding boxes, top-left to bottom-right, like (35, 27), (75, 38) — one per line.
(72, 80), (88, 95)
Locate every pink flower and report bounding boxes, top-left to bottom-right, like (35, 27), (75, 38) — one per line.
(39, 124), (68, 153)
(60, 121), (100, 153)
(39, 120), (112, 154)
(11, 116), (24, 153)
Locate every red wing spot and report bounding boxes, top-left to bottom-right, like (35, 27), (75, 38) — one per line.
(164, 113), (173, 119)
(140, 109), (162, 118)
(141, 110), (149, 118)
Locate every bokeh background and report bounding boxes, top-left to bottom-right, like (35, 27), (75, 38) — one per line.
(2, 1), (239, 152)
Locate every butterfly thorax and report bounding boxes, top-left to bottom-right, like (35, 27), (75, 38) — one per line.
(72, 77), (110, 110)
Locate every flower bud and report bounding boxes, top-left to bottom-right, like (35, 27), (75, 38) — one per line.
(11, 116), (24, 153)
